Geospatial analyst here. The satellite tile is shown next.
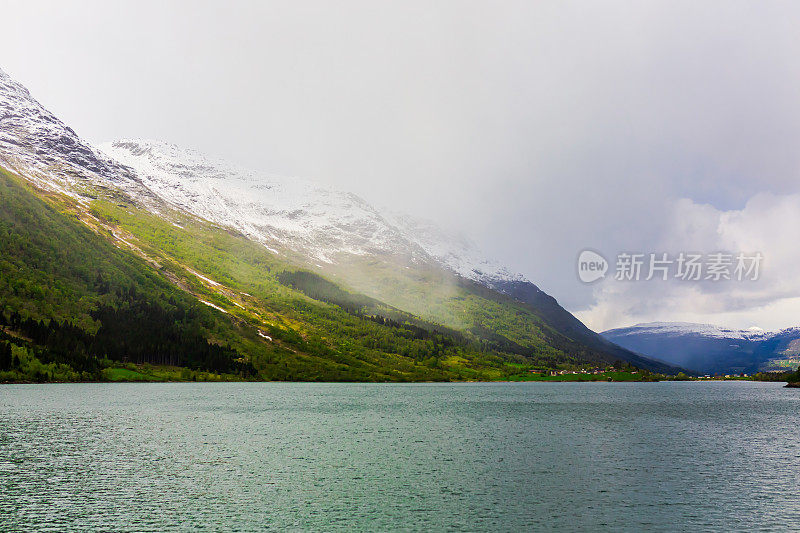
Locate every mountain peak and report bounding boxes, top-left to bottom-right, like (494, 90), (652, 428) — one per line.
(0, 66), (142, 196)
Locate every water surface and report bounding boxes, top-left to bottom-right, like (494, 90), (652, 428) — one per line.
(1, 382), (799, 531)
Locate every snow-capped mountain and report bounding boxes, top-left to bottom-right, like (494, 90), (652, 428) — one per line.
(0, 67), (145, 198)
(603, 322), (800, 374)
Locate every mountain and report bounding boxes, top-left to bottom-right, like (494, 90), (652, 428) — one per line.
(602, 322), (800, 375)
(0, 66), (678, 380)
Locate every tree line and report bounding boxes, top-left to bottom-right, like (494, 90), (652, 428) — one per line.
(0, 290), (256, 377)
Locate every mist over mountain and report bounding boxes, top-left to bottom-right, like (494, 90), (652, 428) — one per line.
(97, 138), (525, 288)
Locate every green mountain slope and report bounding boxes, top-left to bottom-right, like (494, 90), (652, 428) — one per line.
(0, 167), (562, 382)
(0, 168), (256, 381)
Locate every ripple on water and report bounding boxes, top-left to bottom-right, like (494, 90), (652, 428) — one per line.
(1, 382), (799, 531)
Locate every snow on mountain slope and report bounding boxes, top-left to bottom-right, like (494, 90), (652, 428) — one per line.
(604, 322), (773, 341)
(99, 139), (527, 284)
(0, 68), (144, 197)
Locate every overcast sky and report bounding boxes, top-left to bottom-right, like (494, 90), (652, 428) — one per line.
(3, 0), (800, 331)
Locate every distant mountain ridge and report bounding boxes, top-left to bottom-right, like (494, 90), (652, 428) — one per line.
(603, 322), (800, 374)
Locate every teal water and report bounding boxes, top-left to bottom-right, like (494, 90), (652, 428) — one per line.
(1, 382), (798, 531)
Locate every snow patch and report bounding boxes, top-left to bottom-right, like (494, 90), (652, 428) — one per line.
(187, 268), (221, 287)
(199, 300), (227, 313)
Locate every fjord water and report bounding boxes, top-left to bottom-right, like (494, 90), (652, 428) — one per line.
(1, 382), (798, 531)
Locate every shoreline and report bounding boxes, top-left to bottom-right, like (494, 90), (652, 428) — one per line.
(2, 378), (793, 385)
